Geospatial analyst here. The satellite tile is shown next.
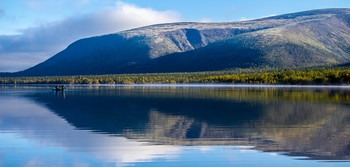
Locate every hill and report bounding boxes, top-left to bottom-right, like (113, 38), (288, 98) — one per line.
(7, 8), (350, 76)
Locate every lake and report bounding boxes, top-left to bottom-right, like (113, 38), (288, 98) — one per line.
(1, 84), (350, 167)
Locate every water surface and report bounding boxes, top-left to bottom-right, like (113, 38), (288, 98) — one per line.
(1, 85), (350, 166)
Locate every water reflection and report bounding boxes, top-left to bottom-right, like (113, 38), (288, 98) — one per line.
(1, 85), (350, 166)
(0, 95), (180, 166)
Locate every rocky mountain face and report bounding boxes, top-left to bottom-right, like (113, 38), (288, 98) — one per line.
(12, 8), (350, 76)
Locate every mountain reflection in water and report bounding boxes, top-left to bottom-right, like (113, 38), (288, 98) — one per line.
(1, 85), (350, 166)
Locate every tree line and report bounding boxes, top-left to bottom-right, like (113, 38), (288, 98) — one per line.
(1, 67), (350, 85)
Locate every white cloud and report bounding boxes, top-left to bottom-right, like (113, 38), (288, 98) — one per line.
(0, 1), (181, 72)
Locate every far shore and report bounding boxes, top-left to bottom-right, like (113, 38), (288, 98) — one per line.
(2, 83), (350, 89)
(1, 67), (350, 85)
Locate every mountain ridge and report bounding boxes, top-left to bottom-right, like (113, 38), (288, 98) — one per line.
(4, 8), (350, 76)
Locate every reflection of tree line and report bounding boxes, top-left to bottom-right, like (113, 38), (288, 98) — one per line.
(124, 104), (350, 160)
(28, 87), (350, 160)
(76, 86), (350, 104)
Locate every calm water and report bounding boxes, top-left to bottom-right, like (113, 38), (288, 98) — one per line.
(1, 85), (350, 167)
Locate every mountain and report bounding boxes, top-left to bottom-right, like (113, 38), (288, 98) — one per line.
(10, 8), (350, 76)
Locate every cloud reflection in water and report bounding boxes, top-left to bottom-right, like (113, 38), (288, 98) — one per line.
(0, 96), (181, 166)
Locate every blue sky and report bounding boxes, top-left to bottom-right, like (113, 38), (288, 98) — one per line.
(0, 0), (350, 72)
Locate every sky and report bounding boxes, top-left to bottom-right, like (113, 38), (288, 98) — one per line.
(0, 0), (350, 72)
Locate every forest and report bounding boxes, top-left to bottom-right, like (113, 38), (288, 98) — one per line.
(1, 67), (350, 85)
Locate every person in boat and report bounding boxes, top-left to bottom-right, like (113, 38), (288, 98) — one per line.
(62, 85), (66, 90)
(55, 85), (60, 90)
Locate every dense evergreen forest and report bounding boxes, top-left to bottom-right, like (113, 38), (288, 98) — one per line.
(1, 67), (350, 85)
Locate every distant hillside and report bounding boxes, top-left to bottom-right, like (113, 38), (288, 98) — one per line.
(7, 8), (350, 76)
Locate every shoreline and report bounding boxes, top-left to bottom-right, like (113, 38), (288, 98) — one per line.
(2, 83), (350, 89)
